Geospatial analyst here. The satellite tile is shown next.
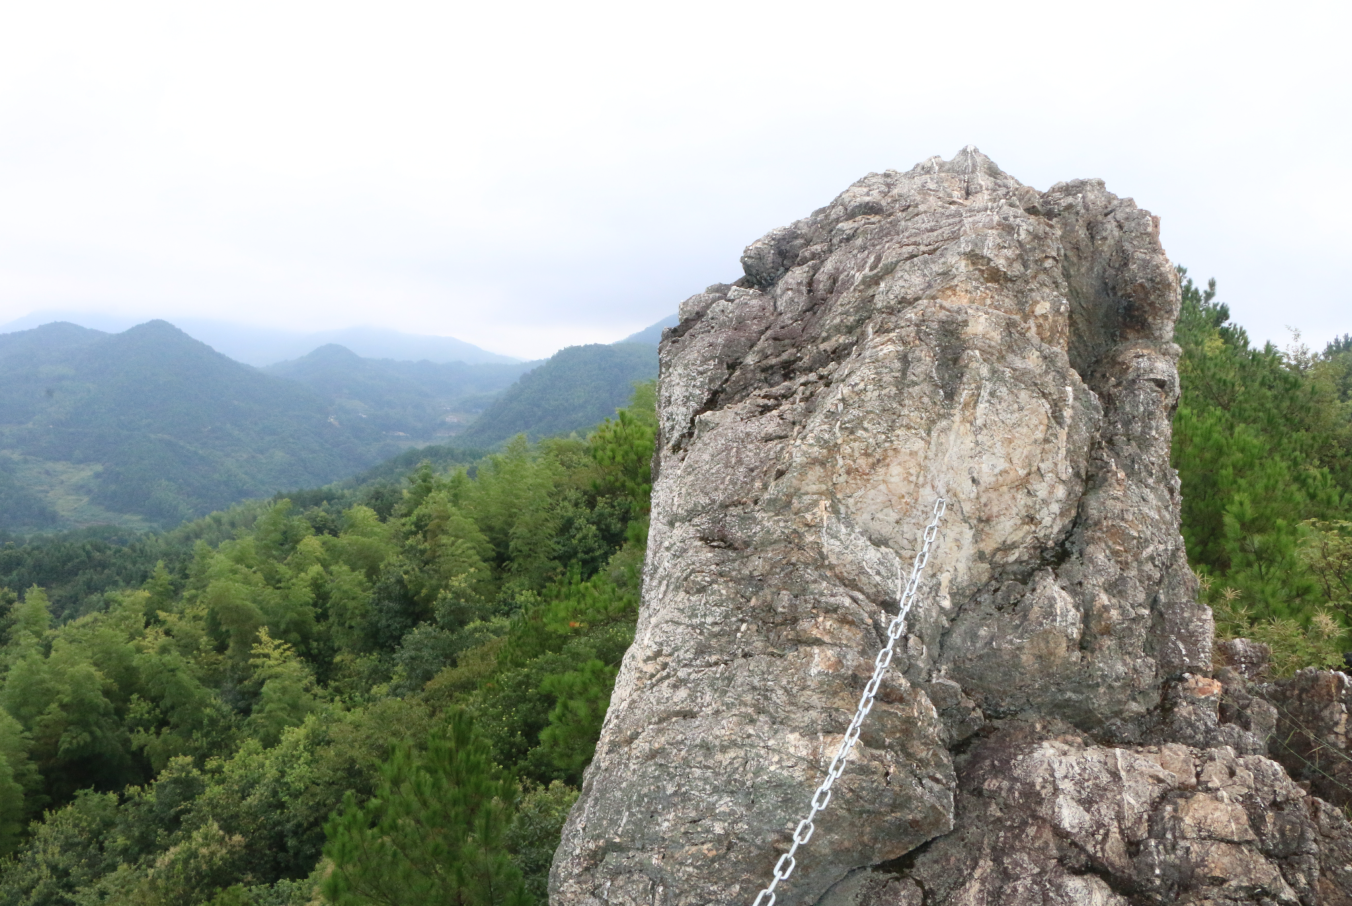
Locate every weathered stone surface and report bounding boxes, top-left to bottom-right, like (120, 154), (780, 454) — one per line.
(1262, 668), (1352, 811)
(1218, 638), (1274, 683)
(1147, 672), (1267, 756)
(1217, 665), (1279, 749)
(818, 870), (923, 906)
(908, 720), (1352, 906)
(550, 149), (1352, 905)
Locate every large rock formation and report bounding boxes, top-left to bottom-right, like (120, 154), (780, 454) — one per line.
(550, 148), (1352, 904)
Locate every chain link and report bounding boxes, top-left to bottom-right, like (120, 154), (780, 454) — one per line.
(750, 497), (947, 906)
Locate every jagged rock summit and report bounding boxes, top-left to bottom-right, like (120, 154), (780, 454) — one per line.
(551, 149), (1352, 905)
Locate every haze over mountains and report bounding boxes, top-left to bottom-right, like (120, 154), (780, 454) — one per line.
(617, 314), (678, 345)
(263, 345), (534, 439)
(0, 312), (520, 366)
(0, 315), (670, 533)
(0, 321), (399, 530)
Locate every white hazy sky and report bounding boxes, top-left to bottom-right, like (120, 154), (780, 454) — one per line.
(0, 0), (1347, 360)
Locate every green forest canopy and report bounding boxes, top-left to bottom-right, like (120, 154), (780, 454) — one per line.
(0, 383), (657, 905)
(0, 275), (1346, 904)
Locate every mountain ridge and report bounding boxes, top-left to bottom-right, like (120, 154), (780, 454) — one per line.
(0, 313), (519, 366)
(0, 318), (671, 532)
(262, 343), (535, 440)
(0, 320), (399, 530)
(454, 342), (658, 447)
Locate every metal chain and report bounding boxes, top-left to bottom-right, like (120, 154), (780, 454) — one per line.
(750, 497), (947, 906)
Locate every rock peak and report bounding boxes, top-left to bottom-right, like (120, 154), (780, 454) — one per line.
(551, 154), (1352, 906)
(943, 142), (1002, 172)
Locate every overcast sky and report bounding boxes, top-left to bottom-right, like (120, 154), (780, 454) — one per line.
(0, 0), (1347, 360)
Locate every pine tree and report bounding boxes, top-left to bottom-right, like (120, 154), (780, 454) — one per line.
(588, 383), (657, 509)
(1173, 268), (1351, 623)
(11, 586), (50, 648)
(535, 659), (617, 783)
(322, 711), (529, 906)
(143, 561), (176, 615)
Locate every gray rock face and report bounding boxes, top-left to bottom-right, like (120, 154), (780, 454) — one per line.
(550, 149), (1348, 905)
(902, 720), (1352, 906)
(1262, 668), (1352, 811)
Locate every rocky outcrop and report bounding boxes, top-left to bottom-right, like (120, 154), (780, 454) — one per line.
(550, 149), (1352, 904)
(895, 720), (1352, 906)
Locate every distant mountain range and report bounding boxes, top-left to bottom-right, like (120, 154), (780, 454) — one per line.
(263, 345), (536, 439)
(0, 312), (519, 366)
(0, 321), (404, 530)
(0, 310), (681, 366)
(0, 314), (673, 533)
(261, 314), (671, 446)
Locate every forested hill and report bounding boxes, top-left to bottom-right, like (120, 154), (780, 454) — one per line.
(618, 313), (677, 345)
(0, 384), (660, 905)
(0, 321), (108, 360)
(0, 321), (404, 531)
(0, 315), (520, 368)
(263, 344), (535, 441)
(455, 342), (658, 447)
(257, 314), (676, 445)
(0, 319), (670, 534)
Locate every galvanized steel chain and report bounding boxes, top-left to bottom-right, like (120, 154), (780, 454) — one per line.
(750, 497), (947, 906)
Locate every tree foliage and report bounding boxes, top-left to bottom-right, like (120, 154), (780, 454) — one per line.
(1173, 269), (1352, 664)
(322, 712), (529, 906)
(0, 383), (656, 903)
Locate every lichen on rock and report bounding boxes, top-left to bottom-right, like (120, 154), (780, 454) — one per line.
(549, 148), (1352, 905)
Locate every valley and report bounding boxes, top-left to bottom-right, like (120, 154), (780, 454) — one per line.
(0, 317), (667, 533)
